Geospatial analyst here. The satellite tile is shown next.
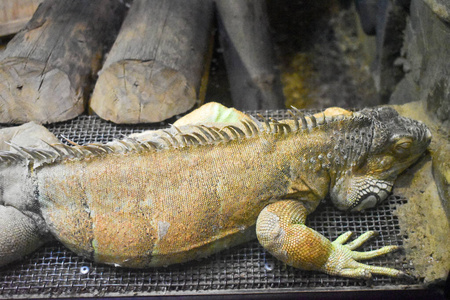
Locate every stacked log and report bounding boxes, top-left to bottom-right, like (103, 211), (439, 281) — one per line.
(0, 0), (127, 124)
(215, 0), (285, 110)
(0, 0), (283, 124)
(0, 0), (41, 37)
(90, 0), (214, 124)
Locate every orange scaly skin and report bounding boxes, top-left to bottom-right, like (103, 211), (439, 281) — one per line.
(0, 105), (431, 279)
(37, 125), (332, 268)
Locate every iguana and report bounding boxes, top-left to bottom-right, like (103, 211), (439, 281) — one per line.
(0, 103), (431, 279)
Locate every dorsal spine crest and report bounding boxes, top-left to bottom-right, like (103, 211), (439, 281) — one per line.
(0, 108), (370, 169)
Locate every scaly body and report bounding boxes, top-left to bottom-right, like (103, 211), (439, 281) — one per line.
(0, 105), (431, 279)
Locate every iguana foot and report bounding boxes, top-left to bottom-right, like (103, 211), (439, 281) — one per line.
(321, 231), (407, 279)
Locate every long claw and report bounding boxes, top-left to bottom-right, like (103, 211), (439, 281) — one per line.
(345, 231), (378, 250)
(398, 272), (417, 283)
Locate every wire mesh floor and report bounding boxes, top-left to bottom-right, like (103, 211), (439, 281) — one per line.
(0, 110), (423, 297)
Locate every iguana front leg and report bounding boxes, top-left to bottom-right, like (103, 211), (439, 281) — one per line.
(0, 206), (49, 266)
(256, 200), (406, 279)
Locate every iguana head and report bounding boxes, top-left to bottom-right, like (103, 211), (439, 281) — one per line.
(330, 107), (431, 212)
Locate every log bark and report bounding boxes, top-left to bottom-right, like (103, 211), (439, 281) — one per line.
(0, 0), (42, 37)
(215, 0), (285, 110)
(0, 0), (127, 124)
(90, 0), (214, 124)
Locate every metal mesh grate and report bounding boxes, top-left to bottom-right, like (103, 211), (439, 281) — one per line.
(0, 110), (422, 297)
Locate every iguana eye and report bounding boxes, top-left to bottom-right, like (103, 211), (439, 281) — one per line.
(394, 139), (412, 153)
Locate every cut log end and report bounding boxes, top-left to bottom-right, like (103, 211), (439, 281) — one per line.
(90, 60), (197, 124)
(0, 57), (83, 124)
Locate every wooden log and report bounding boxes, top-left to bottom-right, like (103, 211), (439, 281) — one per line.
(215, 0), (285, 110)
(0, 121), (60, 151)
(0, 0), (127, 124)
(90, 0), (214, 124)
(0, 0), (42, 37)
